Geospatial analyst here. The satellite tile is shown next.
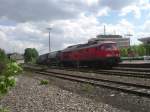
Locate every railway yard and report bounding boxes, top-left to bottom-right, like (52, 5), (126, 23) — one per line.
(2, 0), (150, 111)
(1, 0), (150, 112)
(1, 62), (150, 112)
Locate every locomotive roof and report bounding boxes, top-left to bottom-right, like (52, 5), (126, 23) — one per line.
(62, 41), (116, 52)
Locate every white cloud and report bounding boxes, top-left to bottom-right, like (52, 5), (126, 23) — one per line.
(0, 0), (87, 22)
(97, 7), (110, 17)
(119, 19), (134, 32)
(119, 0), (150, 19)
(120, 5), (141, 18)
(0, 23), (46, 53)
(99, 0), (138, 10)
(0, 0), (140, 23)
(0, 14), (103, 54)
(143, 20), (150, 30)
(138, 0), (150, 11)
(85, 0), (99, 6)
(0, 14), (138, 54)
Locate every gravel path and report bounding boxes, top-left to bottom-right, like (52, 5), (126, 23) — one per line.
(0, 72), (128, 112)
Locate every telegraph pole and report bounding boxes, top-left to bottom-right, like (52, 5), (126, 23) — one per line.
(104, 25), (106, 35)
(49, 31), (50, 53)
(46, 27), (52, 54)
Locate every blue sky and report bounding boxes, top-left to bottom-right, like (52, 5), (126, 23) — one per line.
(0, 0), (150, 54)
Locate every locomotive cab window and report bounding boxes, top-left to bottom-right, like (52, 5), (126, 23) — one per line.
(102, 43), (117, 50)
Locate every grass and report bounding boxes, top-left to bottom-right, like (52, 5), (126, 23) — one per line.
(0, 107), (9, 112)
(81, 83), (94, 93)
(40, 80), (49, 85)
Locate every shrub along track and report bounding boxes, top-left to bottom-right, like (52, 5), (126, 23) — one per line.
(24, 65), (150, 98)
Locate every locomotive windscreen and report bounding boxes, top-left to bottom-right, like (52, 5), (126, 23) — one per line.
(101, 43), (118, 51)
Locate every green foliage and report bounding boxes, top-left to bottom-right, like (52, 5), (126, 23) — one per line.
(120, 48), (128, 57)
(82, 83), (94, 93)
(143, 44), (150, 55)
(0, 49), (7, 74)
(40, 80), (49, 85)
(0, 107), (9, 112)
(0, 49), (22, 96)
(0, 62), (22, 95)
(120, 44), (150, 57)
(0, 62), (6, 75)
(2, 62), (23, 77)
(0, 49), (7, 62)
(24, 48), (39, 63)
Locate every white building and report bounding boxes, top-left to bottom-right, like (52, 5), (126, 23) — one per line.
(88, 35), (130, 48)
(139, 37), (150, 44)
(8, 53), (24, 64)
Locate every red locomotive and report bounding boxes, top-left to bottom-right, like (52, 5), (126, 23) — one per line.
(37, 41), (120, 67)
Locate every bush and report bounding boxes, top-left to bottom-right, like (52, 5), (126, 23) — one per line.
(0, 62), (22, 95)
(0, 49), (23, 96)
(0, 62), (6, 74)
(0, 107), (9, 112)
(81, 83), (94, 93)
(2, 62), (23, 77)
(0, 76), (16, 94)
(40, 80), (49, 85)
(0, 49), (7, 63)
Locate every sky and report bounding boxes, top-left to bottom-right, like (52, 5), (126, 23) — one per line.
(0, 0), (150, 54)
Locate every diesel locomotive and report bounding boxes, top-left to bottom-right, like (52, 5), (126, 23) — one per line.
(37, 41), (120, 67)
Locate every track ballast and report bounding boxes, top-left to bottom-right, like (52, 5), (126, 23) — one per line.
(24, 64), (150, 98)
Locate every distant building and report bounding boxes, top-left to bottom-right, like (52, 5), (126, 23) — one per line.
(8, 53), (24, 64)
(88, 34), (130, 48)
(139, 37), (150, 44)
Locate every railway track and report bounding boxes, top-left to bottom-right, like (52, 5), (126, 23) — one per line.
(95, 69), (150, 79)
(24, 64), (150, 98)
(35, 70), (150, 98)
(118, 62), (150, 68)
(48, 66), (150, 79)
(24, 64), (150, 79)
(113, 66), (150, 72)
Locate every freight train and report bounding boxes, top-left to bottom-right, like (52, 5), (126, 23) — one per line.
(37, 41), (120, 67)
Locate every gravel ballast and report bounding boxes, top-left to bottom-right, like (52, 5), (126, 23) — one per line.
(0, 72), (128, 112)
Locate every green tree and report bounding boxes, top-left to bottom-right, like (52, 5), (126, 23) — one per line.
(0, 49), (7, 74)
(120, 48), (128, 57)
(136, 44), (146, 56)
(24, 48), (39, 63)
(120, 44), (149, 57)
(144, 44), (150, 55)
(0, 49), (7, 62)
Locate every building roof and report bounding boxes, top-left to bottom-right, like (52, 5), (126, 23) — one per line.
(97, 34), (122, 38)
(139, 37), (150, 43)
(7, 53), (24, 60)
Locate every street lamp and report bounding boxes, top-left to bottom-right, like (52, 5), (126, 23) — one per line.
(46, 27), (52, 54)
